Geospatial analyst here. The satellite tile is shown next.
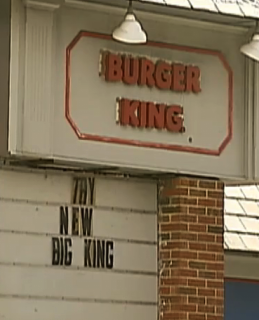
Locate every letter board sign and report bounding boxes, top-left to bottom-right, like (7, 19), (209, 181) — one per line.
(0, 170), (157, 320)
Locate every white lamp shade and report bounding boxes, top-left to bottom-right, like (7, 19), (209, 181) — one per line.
(112, 13), (147, 44)
(241, 34), (259, 62)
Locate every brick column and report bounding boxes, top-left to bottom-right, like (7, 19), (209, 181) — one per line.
(158, 176), (224, 320)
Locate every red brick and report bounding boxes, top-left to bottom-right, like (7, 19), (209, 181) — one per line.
(198, 288), (216, 297)
(170, 260), (189, 269)
(198, 234), (215, 243)
(189, 223), (207, 232)
(178, 287), (197, 295)
(162, 312), (188, 320)
(171, 214), (197, 223)
(189, 261), (206, 270)
(171, 304), (197, 312)
(167, 277), (188, 286)
(169, 295), (188, 304)
(207, 190), (223, 199)
(216, 199), (223, 208)
(216, 253), (224, 262)
(172, 197), (198, 206)
(175, 232), (198, 241)
(207, 316), (223, 320)
(164, 187), (189, 196)
(189, 242), (207, 251)
(216, 272), (224, 279)
(207, 298), (224, 306)
(198, 305), (215, 313)
(160, 214), (170, 222)
(188, 279), (206, 288)
(163, 241), (188, 250)
(207, 262), (224, 271)
(161, 232), (170, 241)
(198, 216), (216, 225)
(189, 314), (206, 320)
(207, 208), (222, 216)
(160, 278), (176, 286)
(161, 223), (188, 232)
(217, 181), (224, 190)
(159, 251), (171, 259)
(171, 250), (198, 260)
(163, 205), (188, 214)
(189, 188), (207, 197)
(188, 296), (205, 305)
(178, 269), (198, 278)
(198, 252), (216, 261)
(216, 217), (223, 226)
(207, 244), (222, 253)
(176, 178), (198, 188)
(183, 214), (198, 223)
(158, 176), (224, 320)
(207, 280), (224, 289)
(199, 271), (216, 279)
(208, 225), (223, 235)
(216, 306), (224, 314)
(199, 180), (216, 189)
(170, 232), (181, 240)
(160, 197), (170, 207)
(216, 236), (224, 245)
(160, 287), (171, 295)
(171, 231), (198, 241)
(160, 268), (170, 278)
(216, 289), (224, 298)
(198, 199), (216, 207)
(189, 206), (206, 215)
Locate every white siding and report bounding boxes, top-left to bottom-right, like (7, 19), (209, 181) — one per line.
(0, 298), (157, 320)
(0, 265), (157, 303)
(0, 233), (156, 273)
(0, 169), (158, 320)
(0, 202), (157, 243)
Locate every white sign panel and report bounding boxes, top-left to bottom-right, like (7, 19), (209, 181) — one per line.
(0, 169), (157, 320)
(66, 32), (231, 154)
(9, 1), (247, 180)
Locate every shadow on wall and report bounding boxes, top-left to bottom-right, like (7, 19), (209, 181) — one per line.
(225, 279), (259, 320)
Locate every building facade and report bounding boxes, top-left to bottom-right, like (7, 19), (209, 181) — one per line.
(0, 1), (259, 320)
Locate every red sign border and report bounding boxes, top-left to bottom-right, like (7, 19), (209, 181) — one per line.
(65, 30), (233, 156)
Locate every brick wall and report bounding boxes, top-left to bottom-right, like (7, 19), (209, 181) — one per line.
(158, 176), (224, 320)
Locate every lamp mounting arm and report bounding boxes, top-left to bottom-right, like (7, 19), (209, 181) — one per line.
(127, 0), (133, 14)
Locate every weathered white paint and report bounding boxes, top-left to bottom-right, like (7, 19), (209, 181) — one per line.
(8, 0), (25, 152)
(0, 232), (156, 273)
(0, 202), (156, 242)
(0, 169), (157, 210)
(0, 169), (157, 320)
(0, 265), (157, 302)
(22, 5), (57, 154)
(253, 62), (259, 180)
(0, 297), (157, 320)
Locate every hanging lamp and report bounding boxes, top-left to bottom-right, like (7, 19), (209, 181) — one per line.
(112, 0), (147, 44)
